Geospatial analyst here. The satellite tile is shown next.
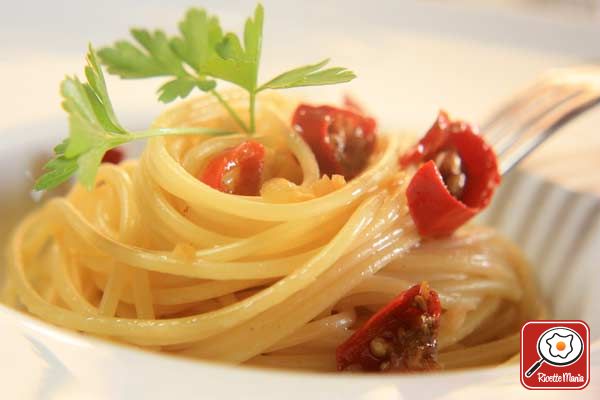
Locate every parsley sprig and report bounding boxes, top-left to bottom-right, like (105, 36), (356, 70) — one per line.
(36, 4), (356, 191)
(34, 46), (232, 191)
(98, 4), (355, 133)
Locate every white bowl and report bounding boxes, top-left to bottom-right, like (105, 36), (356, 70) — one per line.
(0, 116), (598, 400)
(2, 1), (600, 397)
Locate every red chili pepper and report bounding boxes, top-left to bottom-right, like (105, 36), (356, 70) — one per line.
(336, 282), (441, 372)
(102, 147), (124, 164)
(400, 111), (451, 168)
(200, 140), (265, 196)
(292, 104), (377, 179)
(402, 111), (501, 238)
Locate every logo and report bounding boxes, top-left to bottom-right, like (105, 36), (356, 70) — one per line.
(521, 320), (589, 390)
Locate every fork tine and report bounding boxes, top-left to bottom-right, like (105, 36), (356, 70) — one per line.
(482, 81), (549, 133)
(499, 90), (600, 175)
(481, 65), (600, 176)
(492, 86), (586, 156)
(483, 83), (577, 148)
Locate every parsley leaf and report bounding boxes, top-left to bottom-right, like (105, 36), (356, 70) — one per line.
(206, 4), (264, 130)
(158, 76), (216, 103)
(170, 8), (223, 71)
(98, 8), (250, 131)
(33, 142), (79, 191)
(257, 59), (356, 91)
(96, 4), (356, 135)
(98, 30), (184, 78)
(207, 4), (263, 91)
(35, 45), (233, 191)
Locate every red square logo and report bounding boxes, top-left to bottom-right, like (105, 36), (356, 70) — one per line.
(520, 320), (590, 390)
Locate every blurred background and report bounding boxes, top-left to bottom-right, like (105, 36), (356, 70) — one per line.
(456, 0), (600, 20)
(1, 0), (600, 192)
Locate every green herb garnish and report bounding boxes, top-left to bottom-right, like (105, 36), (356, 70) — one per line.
(98, 4), (355, 133)
(36, 3), (355, 191)
(34, 46), (232, 191)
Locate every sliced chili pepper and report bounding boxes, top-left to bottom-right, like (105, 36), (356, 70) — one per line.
(292, 104), (377, 180)
(200, 140), (265, 196)
(399, 111), (450, 168)
(402, 111), (500, 238)
(336, 282), (441, 372)
(102, 147), (124, 164)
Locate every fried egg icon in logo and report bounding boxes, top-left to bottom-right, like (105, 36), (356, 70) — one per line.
(525, 326), (585, 377)
(546, 332), (573, 358)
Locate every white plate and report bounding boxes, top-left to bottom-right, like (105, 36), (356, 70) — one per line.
(1, 1), (600, 398)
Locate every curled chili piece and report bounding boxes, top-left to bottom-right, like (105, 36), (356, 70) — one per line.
(200, 140), (265, 196)
(101, 147), (124, 164)
(292, 104), (377, 180)
(401, 111), (500, 238)
(336, 282), (441, 372)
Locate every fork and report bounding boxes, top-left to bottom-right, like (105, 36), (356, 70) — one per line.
(481, 65), (600, 175)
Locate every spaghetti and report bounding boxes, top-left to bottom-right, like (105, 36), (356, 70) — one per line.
(2, 91), (542, 372)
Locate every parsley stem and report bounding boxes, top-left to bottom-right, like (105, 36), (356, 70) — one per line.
(210, 90), (250, 133)
(249, 92), (256, 133)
